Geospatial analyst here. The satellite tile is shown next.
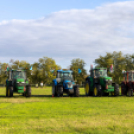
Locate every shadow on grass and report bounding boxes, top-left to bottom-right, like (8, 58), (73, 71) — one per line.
(0, 94), (123, 98)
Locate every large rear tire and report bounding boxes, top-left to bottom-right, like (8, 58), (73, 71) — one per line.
(25, 85), (31, 97)
(7, 86), (13, 97)
(57, 85), (63, 97)
(85, 81), (92, 96)
(74, 85), (79, 97)
(114, 84), (119, 96)
(93, 85), (101, 97)
(52, 83), (57, 96)
(121, 82), (127, 96)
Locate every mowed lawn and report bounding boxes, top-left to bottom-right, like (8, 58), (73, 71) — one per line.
(0, 87), (134, 134)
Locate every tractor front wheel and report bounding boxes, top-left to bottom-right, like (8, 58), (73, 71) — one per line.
(74, 85), (79, 97)
(25, 85), (31, 97)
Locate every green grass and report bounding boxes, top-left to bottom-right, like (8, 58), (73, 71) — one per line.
(0, 87), (134, 134)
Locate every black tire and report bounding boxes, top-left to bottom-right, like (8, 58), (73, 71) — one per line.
(7, 86), (13, 97)
(52, 83), (57, 96)
(85, 81), (92, 96)
(121, 82), (127, 96)
(114, 84), (119, 96)
(25, 85), (31, 97)
(74, 85), (79, 97)
(127, 89), (133, 97)
(93, 84), (101, 97)
(57, 85), (63, 97)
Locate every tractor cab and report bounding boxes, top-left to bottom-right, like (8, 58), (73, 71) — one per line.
(8, 70), (26, 80)
(123, 71), (134, 82)
(90, 68), (107, 77)
(56, 70), (73, 82)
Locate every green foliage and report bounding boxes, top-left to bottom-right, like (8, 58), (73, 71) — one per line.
(70, 58), (87, 84)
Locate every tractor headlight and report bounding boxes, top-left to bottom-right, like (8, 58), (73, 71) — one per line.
(67, 83), (73, 88)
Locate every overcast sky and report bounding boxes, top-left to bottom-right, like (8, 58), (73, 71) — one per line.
(0, 0), (134, 71)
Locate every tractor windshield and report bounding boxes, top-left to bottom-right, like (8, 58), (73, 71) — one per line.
(57, 72), (73, 81)
(95, 69), (107, 77)
(12, 71), (26, 79)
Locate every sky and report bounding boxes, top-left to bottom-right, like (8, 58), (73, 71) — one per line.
(0, 0), (134, 71)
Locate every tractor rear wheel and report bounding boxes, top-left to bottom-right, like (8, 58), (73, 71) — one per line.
(114, 84), (119, 96)
(74, 85), (79, 97)
(57, 86), (63, 97)
(121, 82), (127, 96)
(85, 81), (92, 96)
(25, 85), (31, 97)
(127, 89), (133, 97)
(93, 85), (101, 97)
(7, 86), (13, 97)
(52, 83), (57, 96)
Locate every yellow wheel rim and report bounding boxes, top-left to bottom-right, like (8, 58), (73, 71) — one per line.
(85, 83), (89, 94)
(8, 88), (10, 97)
(94, 87), (97, 96)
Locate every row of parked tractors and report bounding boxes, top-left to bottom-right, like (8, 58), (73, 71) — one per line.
(5, 68), (134, 97)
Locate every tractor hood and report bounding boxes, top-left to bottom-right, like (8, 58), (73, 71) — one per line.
(16, 78), (25, 83)
(103, 76), (112, 81)
(64, 80), (71, 83)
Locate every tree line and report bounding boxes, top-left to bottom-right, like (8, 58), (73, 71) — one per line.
(0, 51), (134, 85)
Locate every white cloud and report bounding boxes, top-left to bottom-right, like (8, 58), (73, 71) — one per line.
(0, 1), (134, 70)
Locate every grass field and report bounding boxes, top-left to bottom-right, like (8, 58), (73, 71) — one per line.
(0, 87), (134, 134)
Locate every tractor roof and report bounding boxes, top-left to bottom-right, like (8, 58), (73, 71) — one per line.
(57, 70), (73, 73)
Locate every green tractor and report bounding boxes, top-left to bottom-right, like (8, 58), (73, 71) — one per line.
(6, 69), (31, 97)
(85, 67), (119, 97)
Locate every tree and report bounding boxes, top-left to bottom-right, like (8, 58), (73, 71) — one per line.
(39, 57), (61, 84)
(70, 58), (87, 85)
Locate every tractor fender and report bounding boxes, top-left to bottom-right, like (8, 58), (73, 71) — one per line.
(53, 79), (57, 86)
